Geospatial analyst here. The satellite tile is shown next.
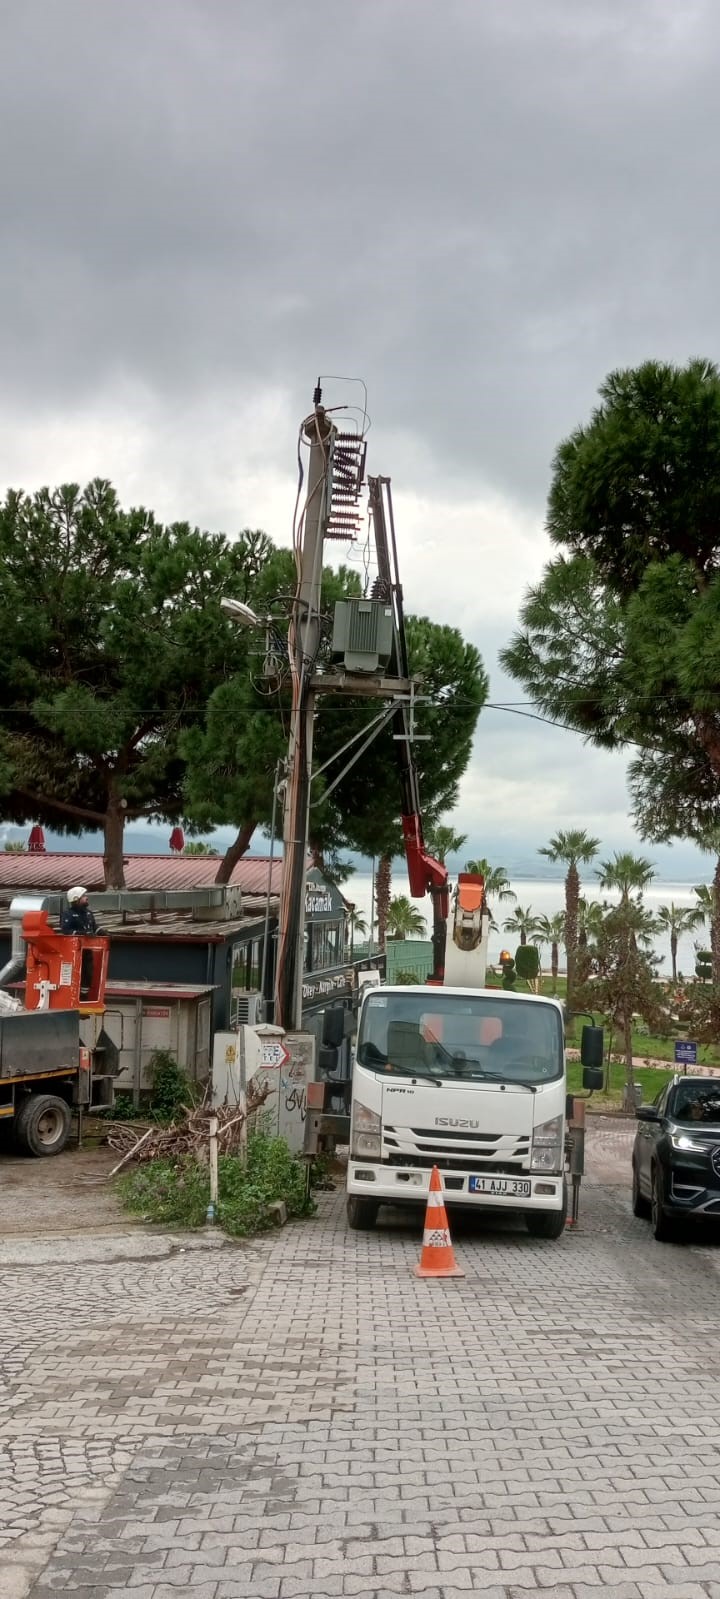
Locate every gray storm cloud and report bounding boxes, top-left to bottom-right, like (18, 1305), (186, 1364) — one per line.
(0, 0), (716, 873)
(1, 0), (717, 501)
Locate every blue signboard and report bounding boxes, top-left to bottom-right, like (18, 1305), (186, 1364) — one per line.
(675, 1040), (698, 1067)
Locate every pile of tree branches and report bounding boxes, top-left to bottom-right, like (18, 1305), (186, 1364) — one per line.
(105, 1081), (272, 1172)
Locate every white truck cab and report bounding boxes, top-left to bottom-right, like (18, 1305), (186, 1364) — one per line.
(347, 983), (569, 1239)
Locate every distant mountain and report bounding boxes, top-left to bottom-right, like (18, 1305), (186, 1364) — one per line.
(0, 823), (710, 885)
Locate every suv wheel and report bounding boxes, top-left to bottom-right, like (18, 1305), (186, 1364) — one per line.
(651, 1164), (677, 1242)
(632, 1160), (650, 1218)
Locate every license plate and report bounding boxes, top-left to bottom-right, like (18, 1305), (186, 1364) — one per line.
(469, 1176), (531, 1197)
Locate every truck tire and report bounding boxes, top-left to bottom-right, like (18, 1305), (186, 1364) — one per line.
(15, 1094), (72, 1158)
(525, 1180), (567, 1239)
(347, 1195), (379, 1230)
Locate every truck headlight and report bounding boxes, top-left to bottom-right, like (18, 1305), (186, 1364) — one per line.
(531, 1115), (563, 1173)
(351, 1101), (381, 1160)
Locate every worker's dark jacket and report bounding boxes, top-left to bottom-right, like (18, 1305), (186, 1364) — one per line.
(60, 904), (97, 935)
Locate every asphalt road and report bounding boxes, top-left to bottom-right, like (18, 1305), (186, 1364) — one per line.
(3, 1120), (720, 1599)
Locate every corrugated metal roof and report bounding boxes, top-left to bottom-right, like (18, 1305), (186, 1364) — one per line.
(0, 853), (286, 894)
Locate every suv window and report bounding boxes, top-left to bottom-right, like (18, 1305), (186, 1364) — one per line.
(668, 1081), (720, 1124)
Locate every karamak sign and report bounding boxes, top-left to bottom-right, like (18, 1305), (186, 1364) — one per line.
(305, 886), (334, 915)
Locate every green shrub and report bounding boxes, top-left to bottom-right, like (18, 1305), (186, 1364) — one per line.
(149, 1051), (197, 1118)
(118, 1131), (316, 1237)
(515, 944), (540, 981)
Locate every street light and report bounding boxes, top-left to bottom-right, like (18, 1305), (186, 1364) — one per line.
(220, 597), (262, 628)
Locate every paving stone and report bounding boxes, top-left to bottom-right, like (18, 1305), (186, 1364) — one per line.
(1, 1122), (719, 1597)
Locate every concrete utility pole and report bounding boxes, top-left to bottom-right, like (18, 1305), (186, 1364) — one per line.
(275, 399), (336, 1029)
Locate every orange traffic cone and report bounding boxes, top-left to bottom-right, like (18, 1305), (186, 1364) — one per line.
(413, 1166), (465, 1278)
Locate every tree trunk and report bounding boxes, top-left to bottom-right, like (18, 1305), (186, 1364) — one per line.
(214, 820), (257, 885)
(103, 794), (126, 889)
(376, 854), (392, 949)
(520, 930), (527, 945)
(551, 940), (559, 989)
(671, 931), (678, 984)
(713, 856), (720, 987)
(564, 862), (579, 1013)
(622, 1011), (635, 1112)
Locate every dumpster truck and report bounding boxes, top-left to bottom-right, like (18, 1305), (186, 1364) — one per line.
(0, 900), (117, 1155)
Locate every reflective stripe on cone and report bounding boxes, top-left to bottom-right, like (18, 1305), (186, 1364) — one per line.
(413, 1164), (465, 1279)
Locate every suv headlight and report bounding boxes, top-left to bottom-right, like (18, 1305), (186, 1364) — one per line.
(351, 1100), (381, 1160)
(671, 1132), (708, 1153)
(531, 1115), (563, 1173)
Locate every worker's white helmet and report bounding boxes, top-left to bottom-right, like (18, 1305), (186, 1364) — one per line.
(67, 885), (87, 904)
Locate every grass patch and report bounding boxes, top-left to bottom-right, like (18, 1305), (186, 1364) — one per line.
(566, 1059), (674, 1108)
(118, 1132), (316, 1237)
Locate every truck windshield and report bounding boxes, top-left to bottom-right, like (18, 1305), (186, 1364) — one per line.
(357, 992), (563, 1085)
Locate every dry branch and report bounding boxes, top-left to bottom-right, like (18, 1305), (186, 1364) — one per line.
(104, 1082), (272, 1170)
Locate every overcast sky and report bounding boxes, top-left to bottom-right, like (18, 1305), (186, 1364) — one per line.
(1, 0), (718, 878)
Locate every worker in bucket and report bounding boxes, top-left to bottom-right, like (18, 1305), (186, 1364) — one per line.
(61, 886), (98, 936)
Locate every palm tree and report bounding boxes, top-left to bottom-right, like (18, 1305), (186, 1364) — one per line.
(539, 830), (600, 1012)
(425, 822), (467, 864)
(183, 841), (219, 857)
(534, 912), (565, 990)
(578, 896), (605, 949)
(375, 854), (392, 948)
(696, 831), (720, 986)
(385, 895), (427, 939)
(656, 902), (704, 983)
(465, 858), (516, 905)
(502, 905), (540, 946)
(596, 850), (655, 903)
(346, 906), (368, 958)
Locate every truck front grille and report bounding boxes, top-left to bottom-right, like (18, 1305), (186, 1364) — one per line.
(383, 1124), (530, 1171)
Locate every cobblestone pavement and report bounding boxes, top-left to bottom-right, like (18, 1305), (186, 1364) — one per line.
(3, 1122), (720, 1597)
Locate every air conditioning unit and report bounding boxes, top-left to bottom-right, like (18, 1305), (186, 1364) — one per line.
(233, 991), (265, 1026)
(331, 599), (394, 673)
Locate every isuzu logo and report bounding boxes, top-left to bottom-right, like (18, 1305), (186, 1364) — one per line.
(435, 1116), (480, 1129)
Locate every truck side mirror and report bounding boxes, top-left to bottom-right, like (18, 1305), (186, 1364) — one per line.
(580, 1024), (604, 1069)
(580, 1024), (604, 1091)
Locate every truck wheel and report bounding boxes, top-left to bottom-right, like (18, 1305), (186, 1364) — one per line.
(15, 1094), (72, 1158)
(525, 1181), (567, 1239)
(347, 1195), (379, 1230)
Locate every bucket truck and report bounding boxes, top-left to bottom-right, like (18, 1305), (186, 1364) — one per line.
(344, 480), (603, 1238)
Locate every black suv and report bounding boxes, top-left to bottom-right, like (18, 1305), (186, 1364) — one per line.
(633, 1075), (720, 1241)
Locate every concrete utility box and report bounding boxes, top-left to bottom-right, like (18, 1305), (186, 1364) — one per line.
(101, 982), (214, 1101)
(211, 1026), (316, 1156)
(331, 598), (394, 673)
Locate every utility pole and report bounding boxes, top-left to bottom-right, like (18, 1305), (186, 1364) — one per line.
(275, 395), (336, 1029)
